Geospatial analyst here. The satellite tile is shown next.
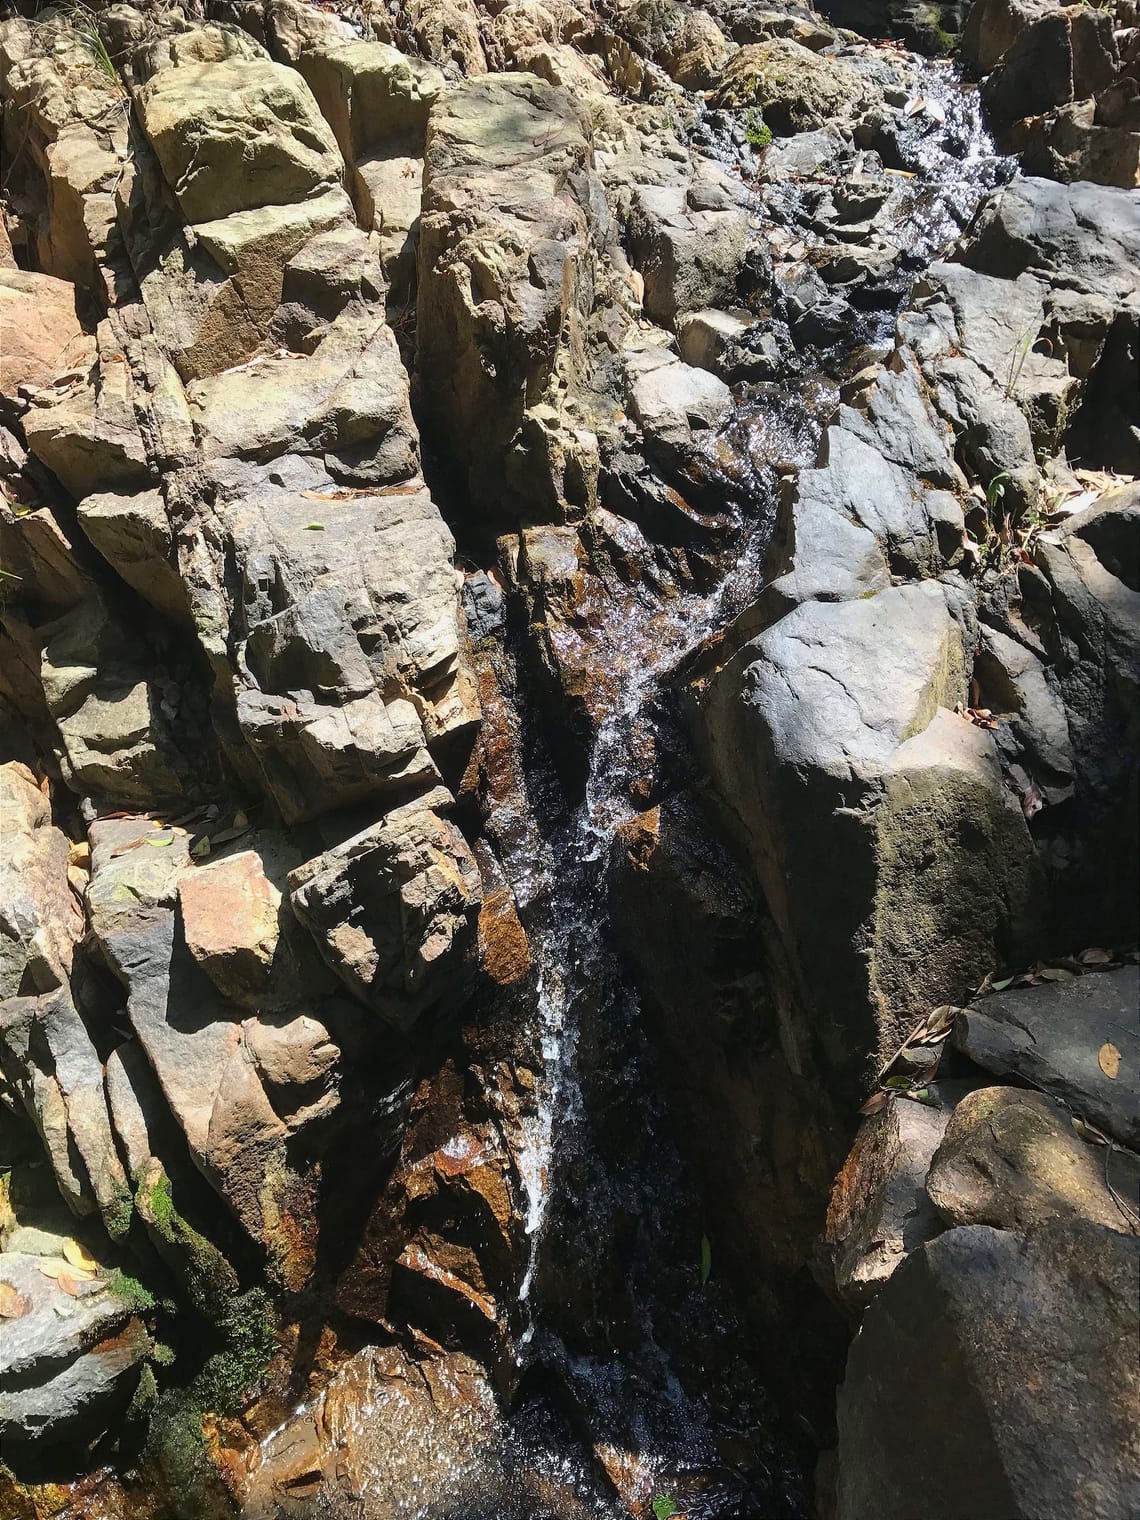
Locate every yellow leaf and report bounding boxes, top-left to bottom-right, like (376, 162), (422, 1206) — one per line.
(1098, 1042), (1121, 1079)
(63, 1239), (99, 1272)
(38, 1258), (94, 1282)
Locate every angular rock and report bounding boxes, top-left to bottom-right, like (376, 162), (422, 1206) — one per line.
(677, 308), (754, 373)
(713, 38), (875, 135)
(178, 851), (282, 1007)
(926, 1084), (1140, 1234)
(75, 488), (189, 623)
(289, 792), (481, 1031)
(824, 1082), (976, 1313)
(38, 597), (188, 808)
(291, 40), (445, 161)
(626, 171), (749, 327)
(694, 586), (1044, 1098)
(0, 762), (82, 998)
(0, 1253), (149, 1449)
(0, 988), (131, 1237)
(417, 72), (600, 519)
(835, 1220), (1140, 1520)
(136, 58), (344, 225)
(951, 966), (1140, 1149)
(0, 268), (87, 401)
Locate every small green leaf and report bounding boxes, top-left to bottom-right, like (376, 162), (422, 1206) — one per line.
(884, 1075), (913, 1090)
(305, 522), (325, 531)
(652, 1497), (678, 1520)
(700, 1234), (712, 1286)
(145, 834), (174, 847)
(990, 976), (1015, 992)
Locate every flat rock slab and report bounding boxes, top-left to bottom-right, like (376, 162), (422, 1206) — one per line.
(0, 1252), (147, 1445)
(952, 966), (1139, 1149)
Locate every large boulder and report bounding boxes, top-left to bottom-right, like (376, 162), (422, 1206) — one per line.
(625, 167), (749, 327)
(713, 38), (875, 135)
(835, 1220), (1140, 1520)
(416, 73), (601, 519)
(926, 1084), (1140, 1234)
(136, 57), (344, 224)
(693, 583), (1044, 1100)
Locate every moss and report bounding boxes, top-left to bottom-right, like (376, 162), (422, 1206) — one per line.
(107, 1267), (156, 1314)
(105, 1183), (135, 1241)
(744, 109), (772, 151)
(196, 1287), (276, 1417)
(135, 1163), (240, 1321)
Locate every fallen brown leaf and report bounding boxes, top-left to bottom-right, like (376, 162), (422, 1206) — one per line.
(1099, 1042), (1121, 1079)
(0, 1281), (30, 1318)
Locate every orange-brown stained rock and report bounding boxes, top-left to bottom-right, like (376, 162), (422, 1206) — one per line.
(477, 885), (531, 985)
(178, 849), (281, 1004)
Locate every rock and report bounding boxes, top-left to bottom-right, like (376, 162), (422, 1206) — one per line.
(38, 596), (189, 808)
(178, 851), (282, 1007)
(136, 57), (344, 225)
(22, 330), (150, 501)
(627, 352), (732, 469)
(613, 0), (736, 89)
(835, 1220), (1140, 1520)
(677, 308), (754, 373)
(0, 269), (87, 402)
(975, 624), (1076, 805)
(416, 72), (600, 519)
(824, 1082), (976, 1313)
(0, 762), (82, 998)
(816, 0), (969, 55)
(713, 39), (875, 136)
(289, 792), (482, 1032)
(291, 40), (445, 162)
(961, 0), (1057, 76)
(926, 1084), (1140, 1234)
(0, 498), (98, 615)
(694, 585), (1043, 1099)
(0, 988), (132, 1237)
(0, 1252), (149, 1449)
(951, 967), (1140, 1150)
(626, 171), (750, 326)
(1012, 100), (1140, 191)
(86, 816), (315, 1285)
(353, 152), (423, 290)
(980, 6), (1119, 131)
(404, 0), (488, 77)
(75, 489), (190, 623)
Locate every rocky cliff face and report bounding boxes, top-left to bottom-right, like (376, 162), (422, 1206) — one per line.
(0, 3), (1137, 1519)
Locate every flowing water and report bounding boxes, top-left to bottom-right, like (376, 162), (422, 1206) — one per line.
(241, 48), (1009, 1520)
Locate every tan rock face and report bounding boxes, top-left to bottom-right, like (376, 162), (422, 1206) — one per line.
(0, 270), (87, 401)
(178, 851), (282, 1007)
(136, 58), (344, 224)
(0, 763), (82, 999)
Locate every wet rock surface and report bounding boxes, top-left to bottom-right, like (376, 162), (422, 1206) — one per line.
(0, 1), (1136, 1517)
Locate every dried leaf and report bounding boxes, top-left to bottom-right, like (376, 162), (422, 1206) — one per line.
(38, 1259), (94, 1283)
(859, 1089), (890, 1116)
(990, 976), (1015, 992)
(208, 824), (249, 846)
(1037, 965), (1074, 982)
(190, 837), (211, 858)
(1072, 1116), (1109, 1146)
(56, 1273), (81, 1297)
(1098, 1042), (1121, 1079)
(1079, 947), (1112, 966)
(923, 99), (946, 125)
(232, 810), (248, 830)
(62, 1239), (98, 1272)
(0, 1281), (30, 1318)
(903, 95), (925, 116)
